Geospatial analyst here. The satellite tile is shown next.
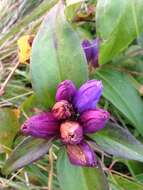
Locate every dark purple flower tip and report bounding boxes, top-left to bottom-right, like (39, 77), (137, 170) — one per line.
(52, 100), (74, 120)
(66, 141), (97, 167)
(73, 80), (103, 113)
(82, 40), (92, 62)
(80, 108), (110, 133)
(56, 80), (77, 102)
(60, 121), (83, 145)
(21, 112), (60, 139)
(82, 38), (99, 68)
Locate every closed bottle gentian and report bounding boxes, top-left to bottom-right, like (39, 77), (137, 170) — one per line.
(67, 142), (97, 167)
(56, 80), (76, 102)
(73, 80), (103, 113)
(79, 109), (110, 133)
(52, 100), (74, 120)
(21, 79), (110, 167)
(21, 112), (60, 138)
(82, 38), (99, 69)
(60, 121), (83, 145)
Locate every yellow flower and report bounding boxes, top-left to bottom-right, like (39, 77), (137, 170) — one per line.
(17, 35), (35, 64)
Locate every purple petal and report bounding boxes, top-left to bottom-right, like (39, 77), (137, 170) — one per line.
(60, 121), (83, 145)
(90, 39), (99, 68)
(82, 38), (99, 68)
(73, 80), (103, 113)
(56, 80), (77, 102)
(82, 40), (92, 62)
(66, 141), (97, 167)
(21, 112), (60, 139)
(79, 108), (110, 133)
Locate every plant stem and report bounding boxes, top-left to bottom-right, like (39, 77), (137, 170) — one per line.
(48, 148), (54, 190)
(0, 61), (19, 95)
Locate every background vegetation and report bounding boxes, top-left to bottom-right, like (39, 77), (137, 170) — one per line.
(1, 0), (143, 189)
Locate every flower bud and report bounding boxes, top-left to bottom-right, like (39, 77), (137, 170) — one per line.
(52, 100), (74, 120)
(82, 38), (99, 68)
(80, 109), (110, 133)
(60, 121), (83, 145)
(66, 142), (97, 167)
(82, 40), (92, 63)
(73, 80), (103, 113)
(21, 112), (60, 138)
(56, 80), (77, 102)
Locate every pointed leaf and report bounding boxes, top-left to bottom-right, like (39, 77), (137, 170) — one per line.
(0, 108), (19, 153)
(111, 174), (143, 190)
(2, 137), (53, 175)
(125, 160), (143, 177)
(31, 2), (88, 108)
(93, 66), (143, 135)
(96, 0), (143, 64)
(90, 122), (143, 162)
(57, 149), (109, 190)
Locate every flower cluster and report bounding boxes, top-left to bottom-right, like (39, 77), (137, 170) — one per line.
(21, 80), (110, 167)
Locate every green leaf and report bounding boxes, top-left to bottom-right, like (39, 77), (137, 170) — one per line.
(65, 0), (82, 22)
(31, 2), (88, 108)
(96, 0), (143, 64)
(20, 93), (45, 120)
(93, 66), (143, 135)
(19, 94), (41, 123)
(136, 173), (143, 183)
(20, 94), (38, 117)
(111, 174), (143, 190)
(125, 160), (143, 177)
(66, 0), (84, 6)
(90, 122), (143, 162)
(26, 164), (48, 186)
(57, 149), (109, 190)
(0, 108), (19, 153)
(2, 137), (53, 175)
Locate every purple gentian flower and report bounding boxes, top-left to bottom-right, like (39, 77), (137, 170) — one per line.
(79, 109), (110, 133)
(55, 80), (76, 102)
(60, 121), (83, 145)
(21, 79), (110, 167)
(67, 142), (97, 167)
(73, 80), (103, 113)
(82, 38), (99, 69)
(21, 112), (60, 138)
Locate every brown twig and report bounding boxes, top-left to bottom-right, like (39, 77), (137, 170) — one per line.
(0, 61), (19, 96)
(48, 148), (54, 190)
(109, 160), (118, 171)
